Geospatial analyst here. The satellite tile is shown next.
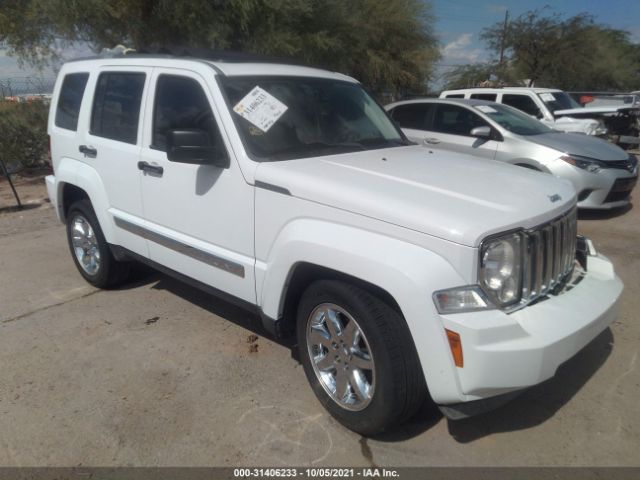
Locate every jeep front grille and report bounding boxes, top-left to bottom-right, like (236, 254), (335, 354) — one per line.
(520, 207), (578, 306)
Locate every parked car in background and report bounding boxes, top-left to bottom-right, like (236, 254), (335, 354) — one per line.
(386, 98), (638, 209)
(570, 92), (640, 149)
(439, 87), (640, 148)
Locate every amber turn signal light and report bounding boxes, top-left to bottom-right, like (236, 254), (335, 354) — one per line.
(445, 329), (463, 368)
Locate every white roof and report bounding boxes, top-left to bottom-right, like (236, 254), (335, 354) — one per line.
(63, 55), (358, 83)
(442, 86), (562, 94)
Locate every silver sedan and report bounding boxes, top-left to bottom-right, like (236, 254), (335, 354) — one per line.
(385, 98), (638, 209)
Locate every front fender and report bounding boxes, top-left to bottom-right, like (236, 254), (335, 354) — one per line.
(258, 218), (470, 403)
(55, 158), (115, 242)
(507, 158), (551, 173)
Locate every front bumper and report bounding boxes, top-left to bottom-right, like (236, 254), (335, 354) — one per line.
(549, 161), (637, 209)
(438, 249), (622, 414)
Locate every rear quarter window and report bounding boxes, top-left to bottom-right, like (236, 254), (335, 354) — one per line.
(443, 94), (464, 98)
(90, 72), (146, 144)
(55, 73), (89, 131)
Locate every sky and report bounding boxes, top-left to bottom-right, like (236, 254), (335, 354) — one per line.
(433, 0), (640, 73)
(1, 0), (640, 85)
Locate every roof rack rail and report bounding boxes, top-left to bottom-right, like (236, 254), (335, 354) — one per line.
(67, 46), (308, 67)
(136, 46), (303, 65)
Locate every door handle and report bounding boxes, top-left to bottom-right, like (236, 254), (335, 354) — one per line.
(137, 161), (164, 176)
(424, 138), (441, 145)
(78, 145), (97, 157)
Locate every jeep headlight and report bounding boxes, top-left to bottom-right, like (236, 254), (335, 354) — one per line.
(480, 233), (522, 307)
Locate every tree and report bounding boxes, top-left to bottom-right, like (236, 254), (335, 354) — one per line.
(480, 8), (640, 90)
(441, 62), (521, 90)
(0, 0), (439, 95)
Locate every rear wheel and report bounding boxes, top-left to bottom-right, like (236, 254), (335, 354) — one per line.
(66, 200), (130, 288)
(296, 280), (426, 435)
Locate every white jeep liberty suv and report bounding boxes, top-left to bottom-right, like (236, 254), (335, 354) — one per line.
(46, 53), (623, 435)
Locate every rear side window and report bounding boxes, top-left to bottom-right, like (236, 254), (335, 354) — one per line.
(390, 103), (433, 130)
(91, 72), (146, 144)
(152, 75), (225, 152)
(470, 93), (497, 101)
(502, 94), (542, 118)
(55, 73), (89, 131)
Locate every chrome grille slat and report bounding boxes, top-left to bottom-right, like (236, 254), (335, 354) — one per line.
(534, 231), (544, 297)
(516, 207), (577, 310)
(542, 225), (553, 295)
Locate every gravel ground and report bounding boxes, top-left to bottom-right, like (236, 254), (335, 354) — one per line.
(0, 173), (638, 467)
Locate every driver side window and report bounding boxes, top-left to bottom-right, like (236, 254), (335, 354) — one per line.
(432, 104), (488, 137)
(152, 75), (224, 152)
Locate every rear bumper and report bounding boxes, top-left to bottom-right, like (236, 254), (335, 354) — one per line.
(45, 175), (63, 223)
(437, 251), (622, 409)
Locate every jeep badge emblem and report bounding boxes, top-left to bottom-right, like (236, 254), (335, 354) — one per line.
(548, 194), (562, 203)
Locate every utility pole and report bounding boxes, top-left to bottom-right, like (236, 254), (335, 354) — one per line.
(498, 9), (509, 66)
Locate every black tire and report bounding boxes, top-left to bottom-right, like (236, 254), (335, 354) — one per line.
(296, 279), (426, 436)
(66, 199), (130, 288)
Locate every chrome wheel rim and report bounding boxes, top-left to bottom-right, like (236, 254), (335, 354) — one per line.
(306, 303), (375, 411)
(70, 215), (101, 276)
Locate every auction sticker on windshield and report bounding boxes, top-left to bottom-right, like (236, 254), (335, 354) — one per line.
(539, 92), (555, 102)
(476, 105), (497, 113)
(233, 86), (288, 132)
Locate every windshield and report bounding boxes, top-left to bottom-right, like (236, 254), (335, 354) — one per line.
(474, 103), (553, 136)
(220, 76), (406, 161)
(537, 91), (581, 113)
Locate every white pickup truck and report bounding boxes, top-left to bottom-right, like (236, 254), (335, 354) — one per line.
(440, 87), (640, 146)
(46, 54), (623, 435)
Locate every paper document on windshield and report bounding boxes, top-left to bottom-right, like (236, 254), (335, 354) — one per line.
(539, 93), (555, 102)
(476, 105), (497, 113)
(233, 86), (288, 132)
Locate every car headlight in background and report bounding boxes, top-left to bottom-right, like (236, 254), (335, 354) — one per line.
(593, 120), (607, 136)
(559, 154), (603, 173)
(479, 233), (522, 308)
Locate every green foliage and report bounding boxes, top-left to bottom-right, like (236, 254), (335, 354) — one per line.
(0, 101), (49, 170)
(479, 8), (640, 90)
(0, 0), (440, 95)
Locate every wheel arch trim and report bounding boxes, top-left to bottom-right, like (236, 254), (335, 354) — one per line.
(257, 218), (469, 402)
(55, 158), (114, 242)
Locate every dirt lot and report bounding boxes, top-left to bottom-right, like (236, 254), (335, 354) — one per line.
(0, 173), (638, 467)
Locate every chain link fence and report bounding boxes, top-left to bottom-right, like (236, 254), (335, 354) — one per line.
(0, 76), (56, 99)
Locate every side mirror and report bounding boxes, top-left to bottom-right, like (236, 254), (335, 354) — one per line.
(470, 126), (491, 139)
(166, 129), (229, 168)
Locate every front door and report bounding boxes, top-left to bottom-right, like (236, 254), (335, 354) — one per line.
(423, 104), (500, 160)
(137, 68), (256, 304)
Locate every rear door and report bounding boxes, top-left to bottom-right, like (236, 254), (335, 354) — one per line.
(388, 102), (434, 144)
(81, 67), (152, 257)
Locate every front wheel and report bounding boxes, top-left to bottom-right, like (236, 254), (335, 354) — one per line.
(296, 280), (426, 435)
(66, 199), (130, 288)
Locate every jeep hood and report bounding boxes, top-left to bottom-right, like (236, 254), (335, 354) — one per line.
(527, 132), (628, 161)
(255, 146), (576, 247)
